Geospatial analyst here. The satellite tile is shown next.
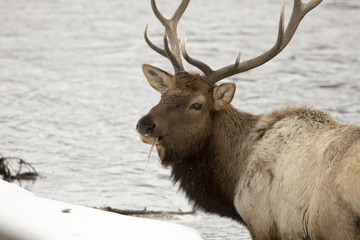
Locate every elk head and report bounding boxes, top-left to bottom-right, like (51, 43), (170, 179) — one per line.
(136, 0), (322, 166)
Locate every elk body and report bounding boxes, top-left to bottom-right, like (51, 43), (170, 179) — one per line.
(136, 0), (360, 239)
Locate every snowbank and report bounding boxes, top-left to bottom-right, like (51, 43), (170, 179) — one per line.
(0, 180), (202, 240)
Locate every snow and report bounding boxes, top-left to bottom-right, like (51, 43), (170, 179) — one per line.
(0, 180), (203, 240)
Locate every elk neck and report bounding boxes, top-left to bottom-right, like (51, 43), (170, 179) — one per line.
(170, 104), (258, 223)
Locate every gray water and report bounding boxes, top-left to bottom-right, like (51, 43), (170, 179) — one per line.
(0, 0), (359, 239)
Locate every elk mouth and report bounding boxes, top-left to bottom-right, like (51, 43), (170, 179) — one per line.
(139, 135), (164, 145)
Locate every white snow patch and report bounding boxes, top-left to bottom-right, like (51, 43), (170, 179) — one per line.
(0, 180), (203, 240)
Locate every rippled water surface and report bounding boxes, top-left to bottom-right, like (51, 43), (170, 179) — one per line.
(0, 0), (359, 239)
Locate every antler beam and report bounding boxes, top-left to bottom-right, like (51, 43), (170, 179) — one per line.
(181, 0), (323, 85)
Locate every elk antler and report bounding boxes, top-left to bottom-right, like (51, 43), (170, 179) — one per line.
(181, 0), (323, 85)
(144, 0), (190, 74)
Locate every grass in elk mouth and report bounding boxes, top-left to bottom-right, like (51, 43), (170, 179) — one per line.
(145, 137), (158, 169)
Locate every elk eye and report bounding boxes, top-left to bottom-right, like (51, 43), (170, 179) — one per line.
(189, 103), (202, 110)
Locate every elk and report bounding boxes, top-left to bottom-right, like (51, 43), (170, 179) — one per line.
(136, 0), (360, 239)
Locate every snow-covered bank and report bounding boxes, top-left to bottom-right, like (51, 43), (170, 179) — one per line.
(0, 180), (203, 240)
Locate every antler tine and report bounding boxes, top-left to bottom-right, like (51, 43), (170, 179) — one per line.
(144, 24), (185, 73)
(181, 35), (213, 76)
(144, 24), (167, 59)
(181, 0), (322, 85)
(150, 0), (190, 26)
(172, 0), (190, 24)
(299, 0), (323, 14)
(149, 0), (190, 70)
(151, 0), (168, 27)
(280, 0), (322, 50)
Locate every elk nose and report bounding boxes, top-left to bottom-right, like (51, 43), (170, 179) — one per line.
(136, 116), (155, 136)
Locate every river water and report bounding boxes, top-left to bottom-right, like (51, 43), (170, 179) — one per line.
(0, 0), (359, 239)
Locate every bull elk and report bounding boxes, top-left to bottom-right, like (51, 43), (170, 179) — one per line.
(136, 0), (360, 239)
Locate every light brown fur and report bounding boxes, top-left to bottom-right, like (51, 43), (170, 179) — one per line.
(236, 105), (360, 240)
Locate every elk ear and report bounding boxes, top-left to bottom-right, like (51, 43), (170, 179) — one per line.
(142, 64), (174, 93)
(213, 83), (236, 111)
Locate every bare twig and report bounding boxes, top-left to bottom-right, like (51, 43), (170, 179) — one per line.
(97, 206), (197, 220)
(0, 153), (38, 182)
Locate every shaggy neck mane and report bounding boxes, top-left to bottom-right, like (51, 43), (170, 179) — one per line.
(170, 105), (257, 223)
